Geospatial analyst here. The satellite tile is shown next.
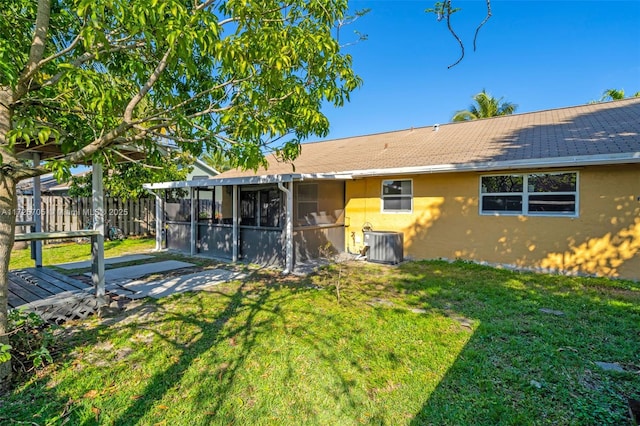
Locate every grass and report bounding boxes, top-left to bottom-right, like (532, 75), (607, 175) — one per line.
(9, 238), (156, 270)
(0, 260), (638, 425)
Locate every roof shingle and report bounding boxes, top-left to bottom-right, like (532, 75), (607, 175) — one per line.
(218, 98), (640, 178)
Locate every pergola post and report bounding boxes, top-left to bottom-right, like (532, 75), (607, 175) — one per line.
(32, 153), (43, 267)
(91, 162), (106, 300)
(232, 185), (238, 262)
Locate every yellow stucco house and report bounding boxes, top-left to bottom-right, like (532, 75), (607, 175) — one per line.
(148, 98), (640, 281)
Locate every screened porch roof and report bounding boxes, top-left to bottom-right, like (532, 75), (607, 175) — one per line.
(143, 172), (354, 190)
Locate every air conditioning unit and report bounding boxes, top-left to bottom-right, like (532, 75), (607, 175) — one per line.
(364, 231), (404, 264)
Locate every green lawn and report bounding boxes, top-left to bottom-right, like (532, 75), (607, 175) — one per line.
(1, 260), (638, 425)
(9, 238), (156, 270)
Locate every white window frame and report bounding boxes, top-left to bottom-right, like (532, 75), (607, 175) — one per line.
(381, 179), (413, 213)
(479, 171), (579, 217)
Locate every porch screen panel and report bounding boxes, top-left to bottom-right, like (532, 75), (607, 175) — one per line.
(240, 191), (257, 226)
(165, 189), (191, 252)
(165, 189), (191, 221)
(216, 186), (234, 224)
(197, 189), (213, 221)
(296, 181), (345, 226)
(260, 189), (282, 228)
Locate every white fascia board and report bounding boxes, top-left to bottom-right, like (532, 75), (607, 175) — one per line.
(143, 172), (353, 190)
(296, 173), (353, 181)
(143, 174), (295, 190)
(346, 152), (640, 177)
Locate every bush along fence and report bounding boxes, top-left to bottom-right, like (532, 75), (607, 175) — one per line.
(15, 196), (157, 240)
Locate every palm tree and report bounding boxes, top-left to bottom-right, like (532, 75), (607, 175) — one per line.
(452, 89), (518, 122)
(202, 149), (234, 173)
(600, 88), (626, 101)
(599, 88), (640, 102)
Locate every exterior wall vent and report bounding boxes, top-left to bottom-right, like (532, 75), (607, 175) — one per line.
(364, 231), (404, 264)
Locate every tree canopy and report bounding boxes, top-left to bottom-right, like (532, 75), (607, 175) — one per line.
(1, 0), (362, 180)
(451, 89), (517, 122)
(0, 0), (362, 386)
(68, 151), (194, 200)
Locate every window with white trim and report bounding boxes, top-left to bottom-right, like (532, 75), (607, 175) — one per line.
(480, 172), (578, 216)
(382, 179), (413, 213)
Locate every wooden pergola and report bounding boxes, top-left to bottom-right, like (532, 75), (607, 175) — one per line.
(12, 143), (145, 303)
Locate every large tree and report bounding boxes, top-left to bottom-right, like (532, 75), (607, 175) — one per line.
(0, 0), (361, 386)
(451, 89), (517, 122)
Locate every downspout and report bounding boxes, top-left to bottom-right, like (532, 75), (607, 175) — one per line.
(277, 181), (293, 274)
(232, 185), (238, 262)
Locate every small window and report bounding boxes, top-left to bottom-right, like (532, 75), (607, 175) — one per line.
(382, 180), (412, 213)
(527, 172), (577, 214)
(480, 175), (523, 214)
(480, 172), (578, 216)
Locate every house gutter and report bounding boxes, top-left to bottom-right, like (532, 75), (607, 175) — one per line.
(277, 181), (294, 274)
(344, 152), (640, 178)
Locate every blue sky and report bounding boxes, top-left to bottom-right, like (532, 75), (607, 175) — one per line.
(312, 0), (640, 141)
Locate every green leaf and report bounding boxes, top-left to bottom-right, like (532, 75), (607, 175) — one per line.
(0, 344), (12, 363)
(38, 128), (51, 145)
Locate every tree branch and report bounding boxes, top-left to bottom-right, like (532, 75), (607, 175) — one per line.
(124, 47), (173, 123)
(445, 2), (464, 69)
(40, 41), (146, 89)
(16, 0), (51, 97)
(61, 122), (131, 164)
(473, 0), (492, 52)
(22, 25), (85, 85)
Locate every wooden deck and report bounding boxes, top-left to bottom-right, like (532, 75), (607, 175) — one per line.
(9, 267), (102, 323)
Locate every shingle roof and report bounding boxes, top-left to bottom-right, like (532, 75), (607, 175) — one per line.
(217, 98), (640, 178)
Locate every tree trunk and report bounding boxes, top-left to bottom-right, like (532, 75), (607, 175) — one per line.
(0, 84), (16, 390)
(0, 174), (16, 390)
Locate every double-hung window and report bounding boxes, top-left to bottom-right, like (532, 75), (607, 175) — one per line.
(382, 179), (413, 213)
(480, 172), (578, 216)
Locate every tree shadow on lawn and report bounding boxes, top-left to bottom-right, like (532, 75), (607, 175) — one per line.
(401, 260), (640, 426)
(2, 260), (639, 424)
(0, 271), (373, 425)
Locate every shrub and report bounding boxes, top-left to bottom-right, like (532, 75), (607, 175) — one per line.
(1, 310), (57, 373)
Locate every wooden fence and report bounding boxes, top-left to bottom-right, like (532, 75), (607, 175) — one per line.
(16, 196), (157, 237)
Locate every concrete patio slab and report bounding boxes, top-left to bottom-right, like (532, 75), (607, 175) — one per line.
(56, 254), (154, 270)
(118, 269), (248, 299)
(84, 260), (195, 282)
